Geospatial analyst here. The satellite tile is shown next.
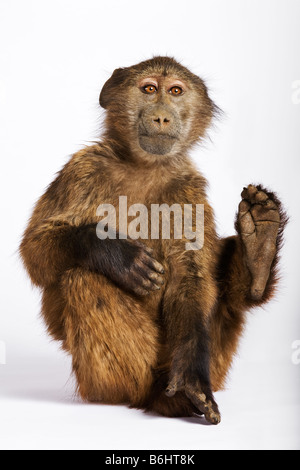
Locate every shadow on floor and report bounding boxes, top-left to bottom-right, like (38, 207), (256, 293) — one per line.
(0, 351), (213, 425)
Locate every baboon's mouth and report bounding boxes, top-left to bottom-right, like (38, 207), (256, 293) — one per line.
(138, 134), (178, 156)
(139, 133), (177, 140)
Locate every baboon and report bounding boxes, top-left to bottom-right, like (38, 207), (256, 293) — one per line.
(20, 56), (287, 425)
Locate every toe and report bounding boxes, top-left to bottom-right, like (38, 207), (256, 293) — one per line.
(241, 184), (258, 203)
(251, 203), (280, 223)
(165, 374), (184, 397)
(239, 200), (251, 214)
(238, 207), (255, 236)
(255, 191), (269, 204)
(265, 199), (278, 210)
(207, 409), (221, 425)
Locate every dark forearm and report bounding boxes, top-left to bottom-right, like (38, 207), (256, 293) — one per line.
(20, 221), (123, 288)
(20, 221), (122, 288)
(20, 222), (98, 287)
(20, 221), (164, 292)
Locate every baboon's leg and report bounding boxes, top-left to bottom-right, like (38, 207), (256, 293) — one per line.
(61, 268), (159, 406)
(210, 184), (287, 390)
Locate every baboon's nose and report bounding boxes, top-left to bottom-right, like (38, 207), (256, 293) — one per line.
(152, 114), (171, 128)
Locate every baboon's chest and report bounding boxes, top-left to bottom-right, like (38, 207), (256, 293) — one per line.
(106, 166), (173, 207)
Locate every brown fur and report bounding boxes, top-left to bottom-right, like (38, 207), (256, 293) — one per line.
(20, 57), (287, 424)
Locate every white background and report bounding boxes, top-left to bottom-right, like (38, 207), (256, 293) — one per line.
(0, 0), (299, 450)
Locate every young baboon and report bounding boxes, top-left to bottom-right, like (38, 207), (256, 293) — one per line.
(20, 57), (287, 424)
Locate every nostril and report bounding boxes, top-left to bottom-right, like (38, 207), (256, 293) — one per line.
(153, 117), (170, 126)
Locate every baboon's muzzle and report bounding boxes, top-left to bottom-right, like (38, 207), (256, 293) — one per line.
(138, 104), (181, 155)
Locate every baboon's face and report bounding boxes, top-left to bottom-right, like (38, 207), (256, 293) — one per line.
(135, 76), (188, 156)
(100, 57), (215, 158)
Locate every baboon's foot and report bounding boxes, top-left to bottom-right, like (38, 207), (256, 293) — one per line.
(238, 184), (281, 300)
(166, 371), (221, 425)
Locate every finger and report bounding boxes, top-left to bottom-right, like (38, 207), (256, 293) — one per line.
(141, 277), (162, 291)
(133, 240), (154, 256)
(142, 255), (165, 274)
(143, 246), (154, 256)
(133, 265), (163, 291)
(147, 270), (165, 286)
(132, 285), (151, 297)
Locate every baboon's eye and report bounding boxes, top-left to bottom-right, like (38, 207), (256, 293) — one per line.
(169, 86), (183, 95)
(143, 85), (157, 94)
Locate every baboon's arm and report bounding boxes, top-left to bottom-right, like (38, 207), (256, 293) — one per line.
(20, 158), (164, 291)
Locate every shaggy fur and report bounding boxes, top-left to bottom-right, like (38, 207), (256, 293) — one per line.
(20, 57), (287, 424)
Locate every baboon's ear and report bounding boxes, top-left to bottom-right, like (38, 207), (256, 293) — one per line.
(99, 67), (129, 109)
